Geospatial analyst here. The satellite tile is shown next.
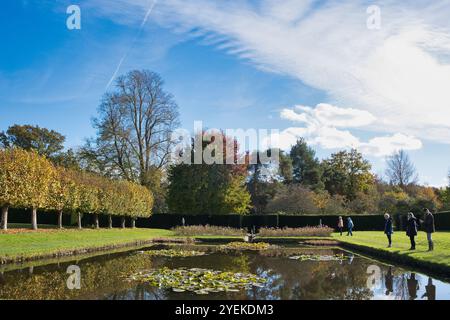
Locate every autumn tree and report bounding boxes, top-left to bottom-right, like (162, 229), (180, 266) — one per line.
(167, 131), (251, 215)
(265, 184), (319, 215)
(321, 149), (374, 201)
(0, 149), (35, 230)
(48, 167), (80, 229)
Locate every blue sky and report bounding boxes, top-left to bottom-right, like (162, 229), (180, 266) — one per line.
(1, 0), (449, 187)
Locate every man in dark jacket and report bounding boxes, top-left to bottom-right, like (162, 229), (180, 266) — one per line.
(406, 212), (418, 250)
(384, 213), (393, 247)
(423, 208), (436, 251)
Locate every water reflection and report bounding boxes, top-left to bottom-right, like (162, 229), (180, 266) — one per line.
(0, 245), (449, 300)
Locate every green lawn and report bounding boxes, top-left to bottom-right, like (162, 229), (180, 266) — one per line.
(333, 231), (450, 270)
(0, 227), (175, 262)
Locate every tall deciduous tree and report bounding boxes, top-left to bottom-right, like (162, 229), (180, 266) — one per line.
(167, 132), (251, 215)
(321, 149), (374, 201)
(80, 70), (179, 210)
(385, 150), (418, 189)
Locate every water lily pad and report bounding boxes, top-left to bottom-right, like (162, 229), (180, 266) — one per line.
(141, 249), (207, 258)
(220, 242), (271, 251)
(289, 254), (349, 261)
(127, 267), (266, 295)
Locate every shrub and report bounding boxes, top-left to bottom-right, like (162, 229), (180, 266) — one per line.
(257, 226), (333, 237)
(172, 225), (246, 236)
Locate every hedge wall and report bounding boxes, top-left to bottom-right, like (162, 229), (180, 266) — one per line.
(7, 209), (450, 231)
(136, 213), (385, 231)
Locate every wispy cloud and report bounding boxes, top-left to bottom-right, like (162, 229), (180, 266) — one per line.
(87, 0), (450, 145)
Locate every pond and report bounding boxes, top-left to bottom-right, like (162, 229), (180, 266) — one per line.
(0, 244), (449, 300)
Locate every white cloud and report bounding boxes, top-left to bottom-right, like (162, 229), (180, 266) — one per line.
(281, 103), (376, 128)
(359, 133), (423, 157)
(88, 0), (450, 145)
(86, 0), (450, 147)
(274, 103), (422, 157)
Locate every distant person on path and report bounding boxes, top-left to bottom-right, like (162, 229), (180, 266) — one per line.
(347, 217), (354, 236)
(338, 216), (344, 236)
(384, 213), (393, 247)
(181, 217), (185, 227)
(406, 212), (418, 250)
(423, 208), (435, 251)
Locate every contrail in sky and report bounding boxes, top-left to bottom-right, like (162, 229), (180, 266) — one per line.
(105, 0), (158, 90)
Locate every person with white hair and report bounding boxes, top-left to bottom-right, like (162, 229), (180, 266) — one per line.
(406, 212), (418, 250)
(384, 213), (393, 248)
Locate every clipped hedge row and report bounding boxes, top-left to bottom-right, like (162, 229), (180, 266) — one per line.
(0, 148), (153, 230)
(136, 213), (386, 231)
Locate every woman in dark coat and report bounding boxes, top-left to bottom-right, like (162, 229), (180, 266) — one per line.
(384, 213), (393, 247)
(406, 212), (418, 250)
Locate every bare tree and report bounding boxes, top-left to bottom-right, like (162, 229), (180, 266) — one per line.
(385, 150), (418, 188)
(80, 70), (179, 188)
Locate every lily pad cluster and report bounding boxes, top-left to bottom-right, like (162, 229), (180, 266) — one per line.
(220, 242), (271, 251)
(128, 267), (266, 295)
(289, 253), (349, 261)
(141, 249), (207, 258)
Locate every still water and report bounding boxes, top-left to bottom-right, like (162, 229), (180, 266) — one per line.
(0, 244), (449, 300)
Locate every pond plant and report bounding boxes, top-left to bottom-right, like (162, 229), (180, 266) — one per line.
(127, 267), (266, 294)
(141, 249), (207, 258)
(289, 253), (349, 261)
(219, 242), (272, 251)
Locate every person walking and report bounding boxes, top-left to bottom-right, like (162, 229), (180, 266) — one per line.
(347, 217), (354, 236)
(384, 213), (393, 248)
(338, 216), (344, 236)
(423, 208), (435, 251)
(406, 212), (418, 250)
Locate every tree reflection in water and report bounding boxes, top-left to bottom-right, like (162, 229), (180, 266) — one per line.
(0, 245), (449, 300)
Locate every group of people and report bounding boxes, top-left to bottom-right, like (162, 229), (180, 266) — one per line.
(386, 208), (436, 251)
(337, 208), (436, 251)
(337, 216), (353, 236)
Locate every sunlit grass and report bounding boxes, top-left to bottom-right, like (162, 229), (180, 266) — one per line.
(333, 231), (450, 267)
(0, 227), (175, 261)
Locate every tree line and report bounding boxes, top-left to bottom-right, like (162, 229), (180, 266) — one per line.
(245, 139), (449, 216)
(1, 69), (448, 221)
(0, 148), (153, 230)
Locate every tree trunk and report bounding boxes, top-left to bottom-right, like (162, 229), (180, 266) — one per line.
(108, 215), (113, 229)
(58, 210), (63, 229)
(131, 218), (136, 229)
(77, 212), (82, 229)
(94, 214), (100, 229)
(121, 217), (126, 229)
(31, 208), (38, 230)
(1, 207), (8, 231)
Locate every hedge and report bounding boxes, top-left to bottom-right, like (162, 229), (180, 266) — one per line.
(8, 210), (450, 231)
(135, 213), (385, 231)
